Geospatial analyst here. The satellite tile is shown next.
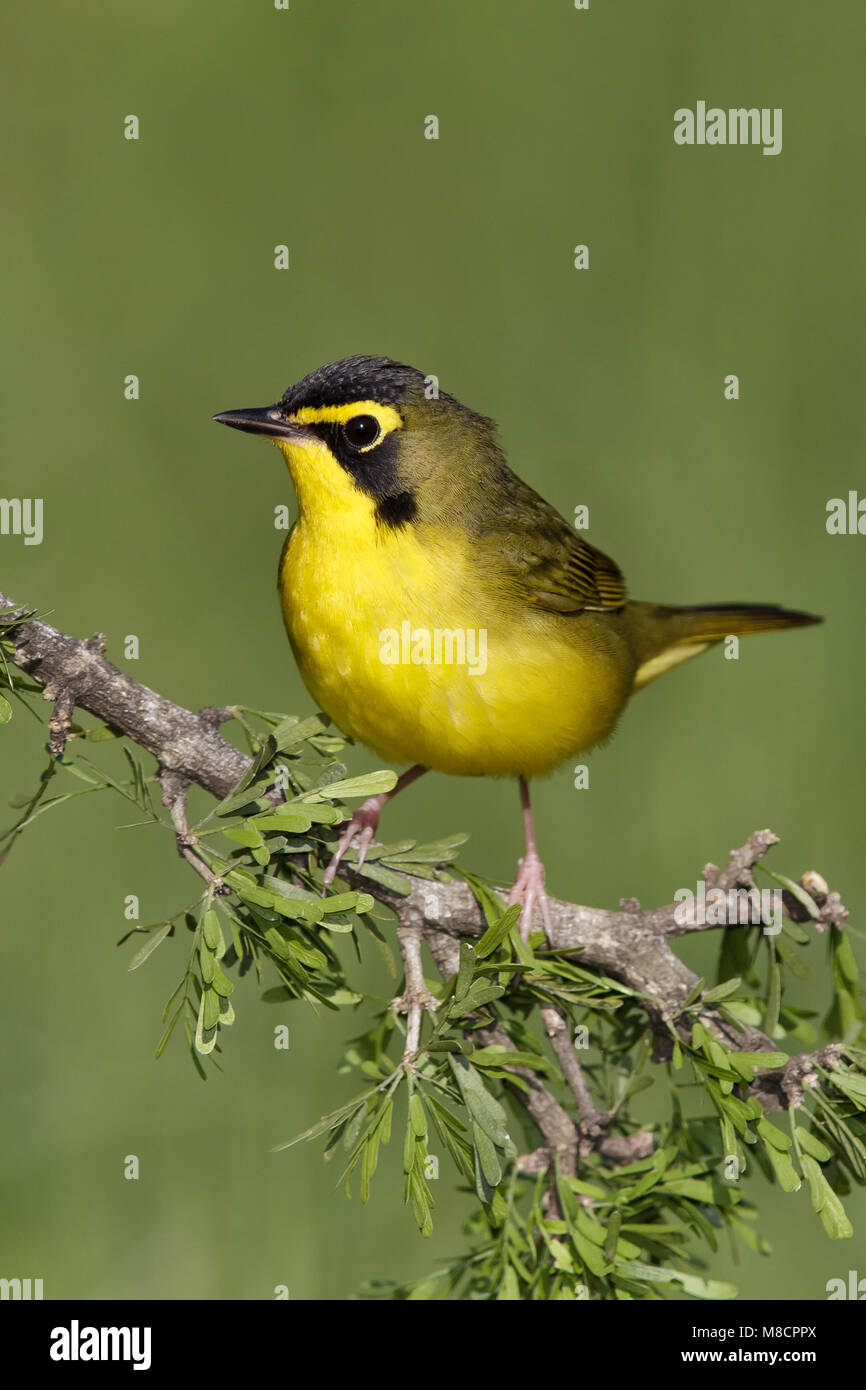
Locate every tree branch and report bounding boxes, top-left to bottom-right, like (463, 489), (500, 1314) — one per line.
(1, 594), (245, 799)
(1, 592), (851, 1141)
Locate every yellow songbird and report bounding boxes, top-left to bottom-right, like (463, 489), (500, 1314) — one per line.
(215, 356), (820, 936)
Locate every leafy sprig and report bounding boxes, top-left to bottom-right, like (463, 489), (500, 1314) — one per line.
(3, 670), (865, 1299)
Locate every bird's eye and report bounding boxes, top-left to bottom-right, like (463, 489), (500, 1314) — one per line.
(342, 414), (381, 449)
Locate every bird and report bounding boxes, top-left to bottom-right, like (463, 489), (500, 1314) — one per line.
(214, 355), (820, 939)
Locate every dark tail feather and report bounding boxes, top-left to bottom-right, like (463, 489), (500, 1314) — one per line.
(656, 601), (822, 642)
(630, 602), (822, 690)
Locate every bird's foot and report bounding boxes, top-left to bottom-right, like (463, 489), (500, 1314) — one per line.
(509, 847), (553, 943)
(322, 792), (388, 887)
(321, 764), (428, 889)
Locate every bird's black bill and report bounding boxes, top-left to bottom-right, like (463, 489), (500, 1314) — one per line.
(212, 406), (308, 441)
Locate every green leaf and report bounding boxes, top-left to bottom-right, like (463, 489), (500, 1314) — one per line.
(127, 922), (172, 971)
(272, 714), (329, 751)
(765, 951), (782, 1037)
(360, 1130), (381, 1204)
(271, 896), (324, 925)
(760, 866), (821, 920)
(321, 890), (369, 913)
(475, 905), (521, 959)
(201, 987), (221, 1030)
(800, 1154), (853, 1238)
(0, 692), (12, 724)
(497, 1267), (521, 1301)
(223, 823), (265, 849)
(736, 1051), (789, 1069)
(469, 1046), (550, 1073)
(781, 918), (811, 945)
(575, 1207), (607, 1247)
(450, 1056), (511, 1148)
(681, 977), (706, 1010)
(342, 1107), (367, 1157)
(454, 943), (476, 1001)
(833, 933), (860, 988)
(724, 1001), (763, 1028)
(221, 736), (277, 801)
(718, 1091), (761, 1138)
(546, 1238), (575, 1274)
(775, 935), (811, 981)
(263, 927), (291, 961)
(274, 1088), (383, 1151)
(218, 996), (235, 1026)
(461, 871), (509, 927)
(816, 1169), (853, 1239)
(210, 963), (234, 998)
(385, 832), (469, 864)
(471, 1122), (502, 1188)
(360, 839), (417, 861)
(658, 1178), (715, 1202)
(572, 1229), (609, 1278)
(828, 1070), (866, 1107)
(286, 938), (327, 971)
(302, 770), (397, 802)
(299, 803), (343, 825)
(319, 915), (354, 934)
(254, 809), (315, 834)
(155, 1003), (184, 1059)
(195, 1002), (218, 1055)
(800, 1152), (824, 1211)
(794, 1126), (831, 1163)
(356, 862), (412, 895)
(314, 985), (363, 1007)
(702, 977), (742, 1004)
(759, 1135), (800, 1192)
(757, 1118), (792, 1151)
(449, 982), (506, 1017)
(261, 985), (291, 1004)
(604, 1210), (622, 1264)
(727, 1053), (755, 1083)
(402, 1118), (416, 1174)
(202, 909), (224, 953)
(407, 1170), (434, 1235)
(213, 779), (276, 816)
(409, 1093), (427, 1139)
(225, 869), (277, 908)
(262, 876), (324, 923)
(616, 1262), (737, 1300)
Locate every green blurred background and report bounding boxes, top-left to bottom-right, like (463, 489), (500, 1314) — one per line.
(2, 0), (864, 1299)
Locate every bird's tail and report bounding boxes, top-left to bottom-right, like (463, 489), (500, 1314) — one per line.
(628, 602), (822, 691)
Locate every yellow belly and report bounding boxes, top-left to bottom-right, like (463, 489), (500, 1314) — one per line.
(278, 514), (635, 778)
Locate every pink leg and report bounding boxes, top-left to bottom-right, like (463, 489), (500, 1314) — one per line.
(322, 764), (428, 887)
(508, 777), (553, 942)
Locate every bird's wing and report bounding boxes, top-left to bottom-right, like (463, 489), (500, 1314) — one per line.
(484, 480), (627, 614)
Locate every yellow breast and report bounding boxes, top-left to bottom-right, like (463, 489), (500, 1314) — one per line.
(274, 437), (633, 777)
